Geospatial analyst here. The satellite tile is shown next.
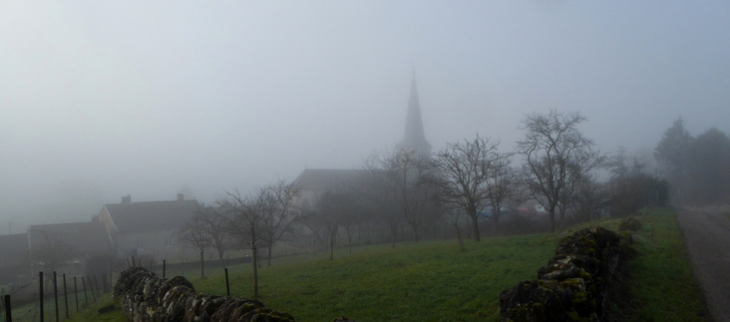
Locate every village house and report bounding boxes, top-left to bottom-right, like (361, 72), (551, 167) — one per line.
(96, 194), (199, 263)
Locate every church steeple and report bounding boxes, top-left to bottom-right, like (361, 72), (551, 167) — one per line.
(396, 70), (432, 158)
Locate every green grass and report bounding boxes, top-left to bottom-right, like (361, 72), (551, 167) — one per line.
(190, 236), (556, 321)
(66, 293), (126, 322)
(623, 208), (711, 321)
(61, 208), (709, 321)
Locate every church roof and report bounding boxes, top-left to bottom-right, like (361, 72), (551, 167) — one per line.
(396, 71), (432, 157)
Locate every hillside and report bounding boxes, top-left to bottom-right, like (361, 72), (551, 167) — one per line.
(67, 208), (709, 321)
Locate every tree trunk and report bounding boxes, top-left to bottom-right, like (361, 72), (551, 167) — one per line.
(390, 224), (397, 247)
(329, 232), (335, 260)
(357, 225), (362, 245)
(346, 226), (353, 254)
(217, 248), (226, 267)
(200, 250), (205, 279)
(454, 223), (465, 252)
(493, 210), (501, 235)
(251, 246), (259, 298)
(549, 205), (557, 233)
(470, 212), (481, 241)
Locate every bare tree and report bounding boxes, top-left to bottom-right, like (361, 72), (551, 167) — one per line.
(443, 205), (467, 252)
(388, 148), (439, 242)
(484, 158), (521, 230)
(258, 180), (300, 266)
(555, 142), (604, 221)
(360, 152), (403, 247)
(178, 218), (211, 279)
(311, 191), (356, 260)
(30, 231), (77, 273)
(176, 248), (187, 275)
(517, 110), (602, 232)
(435, 134), (501, 241)
(569, 175), (605, 220)
(336, 186), (366, 254)
(219, 189), (266, 298)
(609, 149), (669, 216)
(194, 205), (232, 264)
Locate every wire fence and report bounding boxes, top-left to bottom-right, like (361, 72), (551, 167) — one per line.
(0, 271), (111, 322)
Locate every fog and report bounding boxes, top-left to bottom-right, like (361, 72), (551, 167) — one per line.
(2, 1), (729, 231)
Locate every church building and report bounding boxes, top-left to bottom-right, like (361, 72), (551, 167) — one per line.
(396, 70), (432, 158)
(292, 71), (431, 209)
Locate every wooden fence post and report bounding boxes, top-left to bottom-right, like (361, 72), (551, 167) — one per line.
(225, 268), (230, 297)
(63, 273), (69, 318)
(87, 276), (96, 301)
(74, 276), (79, 312)
(53, 271), (59, 322)
(82, 276), (88, 305)
(4, 294), (11, 322)
(39, 271), (44, 322)
(93, 275), (101, 297)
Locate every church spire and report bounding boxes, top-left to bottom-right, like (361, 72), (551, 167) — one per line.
(396, 70), (432, 158)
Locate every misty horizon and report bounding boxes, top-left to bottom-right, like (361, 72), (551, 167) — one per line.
(2, 1), (729, 232)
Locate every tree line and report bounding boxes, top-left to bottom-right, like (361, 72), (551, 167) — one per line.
(177, 111), (730, 298)
(654, 117), (730, 205)
(175, 109), (631, 297)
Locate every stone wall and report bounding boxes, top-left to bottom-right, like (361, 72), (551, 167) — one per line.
(499, 222), (637, 322)
(114, 267), (294, 322)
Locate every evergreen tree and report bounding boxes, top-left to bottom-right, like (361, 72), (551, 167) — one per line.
(654, 117), (693, 204)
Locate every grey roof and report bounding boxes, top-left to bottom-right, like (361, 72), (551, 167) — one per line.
(104, 199), (200, 233)
(396, 71), (432, 158)
(28, 221), (114, 256)
(292, 169), (364, 192)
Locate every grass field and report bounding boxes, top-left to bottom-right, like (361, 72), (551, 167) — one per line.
(193, 235), (555, 321)
(61, 208), (710, 321)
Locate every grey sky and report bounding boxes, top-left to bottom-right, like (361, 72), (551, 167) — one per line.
(2, 1), (729, 230)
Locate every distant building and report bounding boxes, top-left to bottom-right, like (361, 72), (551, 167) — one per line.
(27, 221), (115, 276)
(293, 71), (432, 208)
(396, 70), (432, 158)
(292, 169), (365, 211)
(96, 194), (199, 262)
(0, 233), (29, 283)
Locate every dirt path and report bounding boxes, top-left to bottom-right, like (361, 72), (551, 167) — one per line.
(676, 209), (730, 322)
